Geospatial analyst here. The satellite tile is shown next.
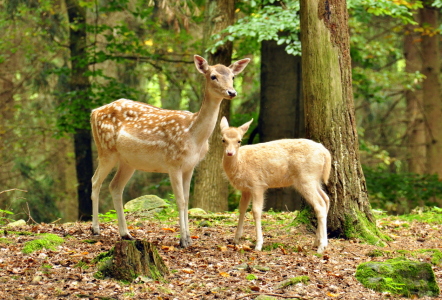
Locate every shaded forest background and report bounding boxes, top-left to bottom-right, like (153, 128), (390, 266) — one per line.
(1, 0), (441, 224)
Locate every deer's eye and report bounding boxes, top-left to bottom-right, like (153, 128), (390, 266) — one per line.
(211, 75), (217, 80)
(238, 140), (241, 144)
(222, 139), (225, 143)
(232, 76), (235, 80)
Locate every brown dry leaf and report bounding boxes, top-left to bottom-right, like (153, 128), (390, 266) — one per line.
(218, 245), (228, 252)
(279, 246), (288, 255)
(241, 245), (252, 251)
(219, 272), (230, 277)
(161, 245), (175, 252)
(251, 286), (260, 292)
(327, 292), (339, 297)
(162, 228), (176, 232)
(181, 268), (194, 274)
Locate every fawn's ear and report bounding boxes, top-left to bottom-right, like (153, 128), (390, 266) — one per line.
(220, 116), (229, 132)
(239, 118), (253, 135)
(194, 55), (209, 74)
(229, 58), (251, 75)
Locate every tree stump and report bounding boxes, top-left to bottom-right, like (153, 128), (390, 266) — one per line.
(97, 240), (169, 282)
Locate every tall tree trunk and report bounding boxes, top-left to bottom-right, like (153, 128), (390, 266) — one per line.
(421, 5), (441, 177)
(192, 0), (235, 212)
(404, 17), (425, 174)
(66, 0), (93, 220)
(259, 39), (304, 211)
(300, 0), (382, 242)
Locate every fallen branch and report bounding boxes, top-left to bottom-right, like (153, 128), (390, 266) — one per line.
(235, 292), (306, 300)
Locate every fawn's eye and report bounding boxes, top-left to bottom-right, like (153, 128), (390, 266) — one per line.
(238, 140), (241, 144)
(211, 75), (217, 80)
(222, 139), (225, 143)
(232, 76), (235, 80)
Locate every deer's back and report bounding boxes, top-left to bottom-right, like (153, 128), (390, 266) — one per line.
(91, 99), (202, 172)
(228, 139), (328, 190)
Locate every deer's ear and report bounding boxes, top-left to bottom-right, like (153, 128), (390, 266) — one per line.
(229, 58), (251, 75)
(194, 55), (209, 74)
(220, 116), (229, 132)
(239, 118), (253, 135)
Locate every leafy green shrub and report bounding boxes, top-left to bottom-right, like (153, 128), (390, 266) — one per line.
(364, 167), (442, 214)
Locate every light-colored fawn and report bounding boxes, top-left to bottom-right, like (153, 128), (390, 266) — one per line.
(220, 117), (331, 253)
(90, 55), (250, 247)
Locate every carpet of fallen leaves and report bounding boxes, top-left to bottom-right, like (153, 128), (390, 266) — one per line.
(0, 210), (441, 300)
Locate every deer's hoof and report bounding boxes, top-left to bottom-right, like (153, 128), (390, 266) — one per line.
(121, 234), (135, 240)
(91, 227), (101, 236)
(179, 237), (192, 248)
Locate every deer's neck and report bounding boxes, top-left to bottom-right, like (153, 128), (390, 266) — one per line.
(190, 88), (224, 145)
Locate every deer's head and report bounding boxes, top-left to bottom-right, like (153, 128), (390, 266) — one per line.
(194, 55), (250, 100)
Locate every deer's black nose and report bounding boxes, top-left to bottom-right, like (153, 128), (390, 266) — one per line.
(227, 90), (237, 97)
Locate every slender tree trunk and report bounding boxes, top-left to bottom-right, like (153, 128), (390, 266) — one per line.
(300, 0), (381, 242)
(404, 17), (425, 174)
(66, 0), (94, 220)
(259, 39), (304, 211)
(192, 0), (235, 212)
(420, 5), (441, 177)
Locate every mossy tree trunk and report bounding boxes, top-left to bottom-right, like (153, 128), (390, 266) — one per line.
(103, 240), (169, 282)
(420, 5), (441, 180)
(192, 0), (235, 212)
(300, 0), (382, 243)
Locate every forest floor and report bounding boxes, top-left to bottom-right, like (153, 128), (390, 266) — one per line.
(0, 207), (441, 300)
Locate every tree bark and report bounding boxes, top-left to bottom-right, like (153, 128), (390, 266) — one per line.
(404, 17), (425, 174)
(192, 0), (235, 212)
(259, 39), (304, 211)
(420, 5), (441, 177)
(300, 0), (381, 242)
(66, 0), (94, 220)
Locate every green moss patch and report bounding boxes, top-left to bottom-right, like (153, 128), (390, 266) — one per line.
(22, 233), (64, 254)
(356, 258), (440, 297)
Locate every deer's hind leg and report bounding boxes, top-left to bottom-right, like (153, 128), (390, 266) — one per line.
(91, 155), (117, 235)
(109, 161), (135, 239)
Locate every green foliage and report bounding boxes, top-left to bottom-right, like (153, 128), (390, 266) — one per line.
(0, 209), (14, 225)
(208, 0), (301, 57)
(245, 274), (258, 280)
(22, 233), (64, 254)
(364, 167), (442, 214)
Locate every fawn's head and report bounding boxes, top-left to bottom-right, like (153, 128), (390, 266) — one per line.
(220, 117), (253, 157)
(194, 55), (250, 100)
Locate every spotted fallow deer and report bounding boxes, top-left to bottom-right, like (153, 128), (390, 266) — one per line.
(220, 117), (331, 253)
(90, 55), (250, 247)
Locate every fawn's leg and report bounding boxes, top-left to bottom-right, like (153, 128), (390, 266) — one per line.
(295, 181), (328, 253)
(234, 191), (251, 244)
(251, 189), (265, 251)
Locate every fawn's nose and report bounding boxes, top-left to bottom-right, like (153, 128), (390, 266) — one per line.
(227, 90), (237, 98)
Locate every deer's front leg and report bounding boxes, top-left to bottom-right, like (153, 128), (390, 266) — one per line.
(170, 171), (192, 248)
(234, 191), (251, 244)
